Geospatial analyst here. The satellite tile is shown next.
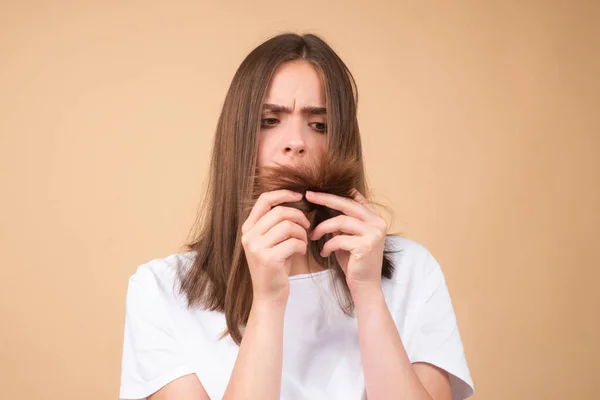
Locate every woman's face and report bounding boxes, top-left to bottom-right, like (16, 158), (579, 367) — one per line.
(257, 60), (328, 169)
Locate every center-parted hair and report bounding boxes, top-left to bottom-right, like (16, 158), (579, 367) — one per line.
(181, 33), (398, 345)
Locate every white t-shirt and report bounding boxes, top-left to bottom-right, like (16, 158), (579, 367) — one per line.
(120, 236), (474, 399)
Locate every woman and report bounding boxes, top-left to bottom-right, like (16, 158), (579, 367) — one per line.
(119, 33), (474, 400)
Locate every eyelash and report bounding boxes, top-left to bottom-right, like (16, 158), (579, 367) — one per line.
(260, 118), (327, 134)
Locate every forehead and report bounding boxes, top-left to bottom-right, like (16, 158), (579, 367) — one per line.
(264, 60), (325, 106)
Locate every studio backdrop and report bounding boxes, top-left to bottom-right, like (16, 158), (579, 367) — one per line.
(0, 1), (598, 399)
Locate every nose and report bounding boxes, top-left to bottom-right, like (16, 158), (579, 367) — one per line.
(281, 122), (306, 159)
(282, 138), (306, 157)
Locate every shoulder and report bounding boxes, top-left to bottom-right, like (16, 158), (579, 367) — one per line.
(384, 235), (433, 264)
(120, 252), (200, 399)
(384, 236), (475, 398)
(128, 252), (195, 291)
(384, 235), (442, 283)
(382, 235), (449, 312)
(125, 252), (195, 312)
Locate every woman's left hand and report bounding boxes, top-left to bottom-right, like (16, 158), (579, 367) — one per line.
(306, 188), (387, 289)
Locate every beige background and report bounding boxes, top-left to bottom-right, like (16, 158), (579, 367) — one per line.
(1, 1), (598, 399)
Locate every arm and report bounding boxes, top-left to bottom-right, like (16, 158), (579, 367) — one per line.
(148, 301), (286, 400)
(222, 300), (287, 400)
(148, 375), (210, 400)
(304, 190), (453, 400)
(143, 190), (306, 400)
(222, 189), (309, 400)
(351, 283), (451, 400)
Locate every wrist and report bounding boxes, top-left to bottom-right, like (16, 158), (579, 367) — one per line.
(347, 279), (385, 307)
(251, 295), (288, 315)
(347, 276), (382, 296)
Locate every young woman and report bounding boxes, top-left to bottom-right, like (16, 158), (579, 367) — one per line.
(119, 33), (474, 400)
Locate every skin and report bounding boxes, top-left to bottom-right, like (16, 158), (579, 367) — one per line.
(255, 59), (329, 278)
(148, 60), (452, 399)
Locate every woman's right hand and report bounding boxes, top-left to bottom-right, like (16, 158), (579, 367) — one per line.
(241, 190), (311, 305)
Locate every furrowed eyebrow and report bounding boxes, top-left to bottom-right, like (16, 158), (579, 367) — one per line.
(262, 103), (327, 115)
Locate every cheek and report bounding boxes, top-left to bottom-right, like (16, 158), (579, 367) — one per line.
(256, 134), (271, 167)
(313, 135), (328, 153)
(319, 135), (328, 151)
(307, 135), (328, 164)
(256, 140), (265, 167)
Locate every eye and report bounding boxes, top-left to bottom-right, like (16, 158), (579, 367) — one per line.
(261, 118), (279, 128)
(309, 122), (327, 133)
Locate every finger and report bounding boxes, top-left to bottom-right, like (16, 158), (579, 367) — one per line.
(243, 190), (303, 233)
(305, 191), (371, 221)
(270, 238), (307, 261)
(320, 235), (363, 258)
(310, 215), (367, 241)
(252, 206), (311, 237)
(259, 220), (308, 249)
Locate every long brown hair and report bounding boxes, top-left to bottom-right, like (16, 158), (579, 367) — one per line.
(181, 33), (396, 345)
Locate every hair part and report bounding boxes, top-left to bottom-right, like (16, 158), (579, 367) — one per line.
(180, 33), (394, 345)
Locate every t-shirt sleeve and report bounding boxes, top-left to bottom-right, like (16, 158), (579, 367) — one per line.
(119, 268), (196, 399)
(404, 250), (475, 399)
